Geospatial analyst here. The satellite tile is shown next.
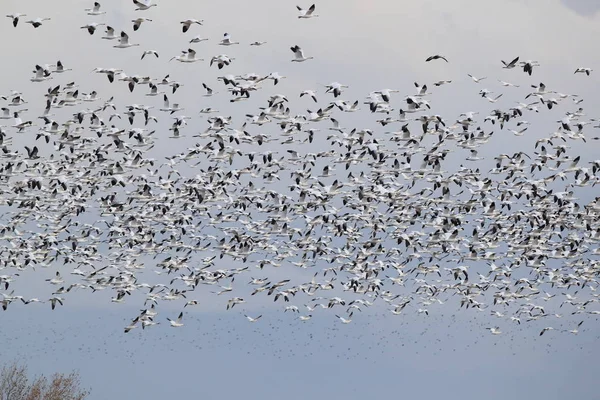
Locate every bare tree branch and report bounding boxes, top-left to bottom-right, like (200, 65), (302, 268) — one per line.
(0, 362), (89, 400)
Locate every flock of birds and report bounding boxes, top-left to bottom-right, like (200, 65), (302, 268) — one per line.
(1, 1), (599, 339)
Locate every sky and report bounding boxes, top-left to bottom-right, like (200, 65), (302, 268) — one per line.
(0, 0), (599, 399)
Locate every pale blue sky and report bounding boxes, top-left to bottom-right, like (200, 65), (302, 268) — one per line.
(0, 0), (599, 399)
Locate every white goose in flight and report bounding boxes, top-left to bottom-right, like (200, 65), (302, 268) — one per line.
(291, 45), (313, 62)
(6, 13), (26, 27)
(190, 35), (208, 43)
(141, 50), (159, 59)
(167, 312), (184, 327)
(25, 17), (51, 28)
(335, 312), (353, 324)
(574, 67), (592, 76)
(202, 83), (216, 96)
(325, 82), (349, 98)
(102, 26), (118, 40)
(81, 22), (105, 35)
(425, 54), (448, 63)
(133, 0), (157, 11)
(31, 65), (52, 82)
(467, 74), (486, 83)
(85, 2), (106, 15)
(132, 17), (152, 31)
(181, 19), (203, 33)
(244, 314), (262, 322)
(113, 31), (140, 48)
(501, 56), (519, 69)
(219, 33), (239, 46)
(170, 48), (203, 63)
(160, 95), (183, 113)
(52, 60), (71, 73)
(297, 4), (318, 18)
(300, 90), (318, 102)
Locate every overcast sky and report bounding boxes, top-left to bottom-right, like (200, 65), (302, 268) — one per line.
(0, 0), (599, 399)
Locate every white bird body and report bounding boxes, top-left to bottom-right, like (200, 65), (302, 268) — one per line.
(86, 2), (106, 16)
(81, 22), (105, 35)
(219, 33), (239, 46)
(468, 74), (487, 83)
(297, 4), (318, 18)
(335, 313), (353, 324)
(141, 50), (159, 60)
(291, 45), (313, 62)
(167, 312), (184, 327)
(190, 35), (208, 43)
(6, 13), (26, 27)
(114, 31), (140, 48)
(574, 67), (592, 76)
(133, 0), (157, 11)
(25, 17), (51, 28)
(102, 26), (118, 40)
(170, 48), (203, 63)
(132, 17), (152, 31)
(181, 19), (203, 33)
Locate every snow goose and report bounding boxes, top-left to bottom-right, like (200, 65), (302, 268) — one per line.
(133, 0), (157, 10)
(46, 271), (64, 285)
(12, 112), (33, 131)
(467, 74), (486, 83)
(250, 41), (267, 46)
(486, 327), (502, 335)
(181, 19), (203, 32)
(0, 108), (15, 119)
(85, 2), (106, 15)
(266, 72), (286, 85)
(485, 94), (503, 103)
(375, 88), (399, 102)
(498, 80), (519, 87)
(520, 60), (540, 76)
(226, 297), (245, 309)
(325, 82), (348, 98)
(52, 60), (71, 73)
(190, 35), (208, 43)
(244, 314), (262, 322)
(501, 56), (519, 69)
(81, 22), (105, 35)
(49, 297), (64, 310)
(574, 67), (592, 76)
(210, 54), (233, 69)
(290, 45), (313, 62)
(102, 26), (118, 40)
(145, 84), (162, 98)
(6, 13), (26, 27)
(25, 17), (51, 28)
(425, 55), (448, 62)
(539, 327), (554, 336)
(219, 33), (239, 46)
(202, 83), (216, 96)
(141, 50), (159, 59)
(132, 17), (152, 31)
(297, 4), (318, 18)
(31, 65), (52, 82)
(170, 48), (203, 63)
(113, 31), (140, 48)
(300, 90), (317, 102)
(433, 80), (452, 86)
(167, 312), (184, 327)
(335, 312), (353, 324)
